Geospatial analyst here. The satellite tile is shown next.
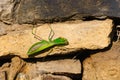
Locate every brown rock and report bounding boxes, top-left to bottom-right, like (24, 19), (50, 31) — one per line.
(0, 57), (81, 79)
(42, 74), (72, 80)
(0, 19), (113, 58)
(35, 59), (81, 74)
(82, 42), (120, 80)
(0, 57), (26, 80)
(14, 59), (81, 80)
(8, 57), (26, 80)
(27, 59), (81, 79)
(0, 71), (6, 80)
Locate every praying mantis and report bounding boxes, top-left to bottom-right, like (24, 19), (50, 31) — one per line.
(27, 24), (69, 56)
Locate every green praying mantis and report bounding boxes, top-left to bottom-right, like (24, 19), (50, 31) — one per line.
(27, 24), (69, 56)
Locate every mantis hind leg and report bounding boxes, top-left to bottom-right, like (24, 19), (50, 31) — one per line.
(48, 24), (55, 41)
(32, 24), (43, 41)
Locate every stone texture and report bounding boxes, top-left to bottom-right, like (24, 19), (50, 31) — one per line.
(41, 74), (72, 80)
(0, 19), (113, 58)
(16, 73), (72, 80)
(26, 59), (81, 80)
(33, 59), (81, 74)
(0, 57), (26, 80)
(82, 42), (120, 80)
(0, 0), (18, 24)
(0, 0), (120, 24)
(0, 71), (6, 80)
(0, 57), (80, 80)
(16, 0), (120, 23)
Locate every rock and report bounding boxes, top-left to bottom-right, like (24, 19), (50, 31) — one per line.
(26, 59), (80, 80)
(0, 23), (7, 36)
(0, 19), (113, 58)
(16, 74), (72, 80)
(0, 57), (26, 80)
(0, 0), (119, 24)
(33, 59), (81, 74)
(0, 57), (81, 80)
(8, 57), (26, 80)
(82, 42), (120, 80)
(0, 0), (17, 24)
(16, 0), (120, 23)
(42, 74), (72, 80)
(0, 71), (6, 80)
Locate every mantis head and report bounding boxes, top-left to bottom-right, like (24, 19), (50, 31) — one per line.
(53, 37), (69, 45)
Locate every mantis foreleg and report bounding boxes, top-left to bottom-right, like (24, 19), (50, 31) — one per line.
(48, 24), (55, 41)
(32, 24), (43, 41)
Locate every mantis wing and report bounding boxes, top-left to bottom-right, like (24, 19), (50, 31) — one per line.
(27, 40), (54, 55)
(27, 37), (68, 56)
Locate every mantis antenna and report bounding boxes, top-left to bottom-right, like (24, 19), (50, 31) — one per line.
(48, 24), (55, 41)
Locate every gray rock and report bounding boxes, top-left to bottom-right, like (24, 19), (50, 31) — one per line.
(0, 0), (120, 24)
(16, 0), (120, 23)
(0, 0), (16, 24)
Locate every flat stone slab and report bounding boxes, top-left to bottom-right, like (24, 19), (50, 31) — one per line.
(35, 59), (81, 74)
(27, 59), (81, 79)
(0, 19), (113, 58)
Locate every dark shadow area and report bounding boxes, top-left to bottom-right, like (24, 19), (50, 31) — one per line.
(53, 72), (81, 80)
(25, 51), (80, 62)
(0, 54), (22, 66)
(109, 17), (120, 41)
(0, 54), (15, 66)
(0, 58), (11, 67)
(83, 16), (107, 21)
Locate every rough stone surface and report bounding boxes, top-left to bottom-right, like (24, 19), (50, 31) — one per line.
(34, 59), (81, 74)
(16, 0), (120, 23)
(0, 57), (80, 80)
(42, 74), (72, 80)
(0, 0), (17, 24)
(16, 73), (72, 80)
(0, 0), (120, 24)
(27, 59), (81, 80)
(82, 42), (120, 80)
(0, 19), (113, 58)
(0, 71), (6, 80)
(0, 57), (26, 80)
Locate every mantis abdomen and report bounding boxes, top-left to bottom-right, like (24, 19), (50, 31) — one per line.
(27, 37), (68, 56)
